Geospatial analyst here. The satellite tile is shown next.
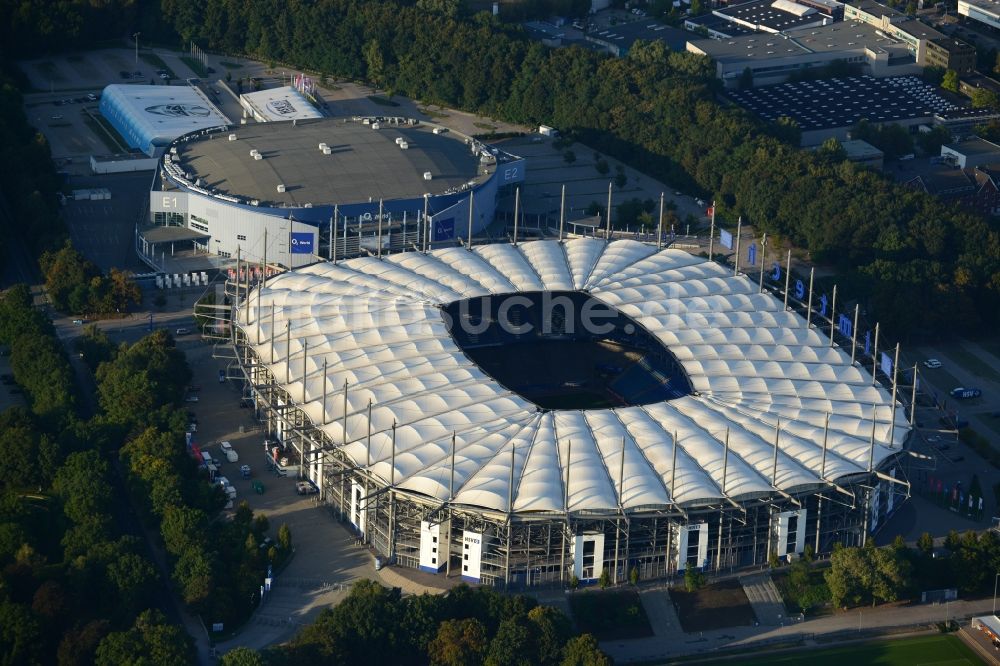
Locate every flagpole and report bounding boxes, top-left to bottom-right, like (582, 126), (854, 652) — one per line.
(758, 233), (766, 293)
(708, 200), (716, 261)
(606, 181), (613, 241)
(805, 267), (815, 329)
(733, 216), (742, 276)
(783, 249), (791, 309)
(377, 198), (383, 259)
(559, 184), (566, 242)
(657, 192), (664, 250)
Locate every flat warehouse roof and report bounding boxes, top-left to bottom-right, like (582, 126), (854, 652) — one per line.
(717, 0), (828, 31)
(727, 75), (961, 130)
(174, 118), (483, 206)
(240, 86), (324, 122)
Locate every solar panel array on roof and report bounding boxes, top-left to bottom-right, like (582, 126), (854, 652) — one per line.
(726, 75), (961, 130)
(718, 0), (829, 31)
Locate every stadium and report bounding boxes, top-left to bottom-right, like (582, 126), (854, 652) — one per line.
(142, 115), (525, 270)
(229, 238), (912, 586)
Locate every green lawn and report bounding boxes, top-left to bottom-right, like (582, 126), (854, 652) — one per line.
(369, 95), (400, 107)
(568, 589), (653, 641)
(179, 55), (208, 78)
(138, 52), (176, 79)
(704, 635), (982, 666)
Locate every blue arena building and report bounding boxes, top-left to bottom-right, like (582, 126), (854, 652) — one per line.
(142, 116), (525, 270)
(99, 84), (230, 157)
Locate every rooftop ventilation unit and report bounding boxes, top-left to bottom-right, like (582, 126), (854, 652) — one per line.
(399, 141), (409, 149)
(318, 142), (328, 150)
(322, 146), (332, 155)
(395, 137), (405, 145)
(229, 134), (237, 141)
(253, 153), (263, 160)
(424, 172), (433, 180)
(371, 122), (380, 130)
(277, 184), (286, 193)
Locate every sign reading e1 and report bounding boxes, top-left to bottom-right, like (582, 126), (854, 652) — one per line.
(290, 232), (314, 254)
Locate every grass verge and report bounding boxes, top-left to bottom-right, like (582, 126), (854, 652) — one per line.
(418, 106), (449, 119)
(670, 579), (756, 632)
(369, 95), (400, 107)
(83, 114), (127, 154)
(568, 589), (653, 641)
(179, 55), (208, 78)
(700, 634), (981, 666)
(139, 52), (176, 79)
(220, 60), (244, 69)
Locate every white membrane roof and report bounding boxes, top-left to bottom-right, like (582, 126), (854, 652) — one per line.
(238, 239), (908, 514)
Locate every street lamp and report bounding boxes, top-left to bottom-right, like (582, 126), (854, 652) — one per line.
(993, 572), (999, 616)
(133, 32), (141, 65)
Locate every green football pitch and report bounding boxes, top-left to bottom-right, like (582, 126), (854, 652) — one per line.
(703, 635), (983, 666)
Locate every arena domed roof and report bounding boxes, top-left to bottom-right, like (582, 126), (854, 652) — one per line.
(237, 239), (908, 514)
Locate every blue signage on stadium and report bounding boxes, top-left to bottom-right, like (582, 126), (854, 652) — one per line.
(290, 232), (314, 254)
(434, 218), (456, 242)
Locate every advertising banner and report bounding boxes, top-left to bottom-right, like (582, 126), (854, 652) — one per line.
(290, 232), (314, 254)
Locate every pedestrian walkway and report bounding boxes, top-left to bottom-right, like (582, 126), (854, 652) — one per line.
(602, 590), (1000, 663)
(740, 573), (786, 626)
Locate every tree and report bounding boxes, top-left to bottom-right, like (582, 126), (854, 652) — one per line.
(428, 618), (487, 666)
(278, 523), (292, 551)
(57, 619), (111, 666)
(941, 69), (959, 93)
(53, 451), (112, 525)
(561, 634), (612, 666)
(220, 647), (267, 666)
(563, 150), (576, 165)
(527, 606), (572, 665)
(971, 87), (999, 110)
(825, 545), (868, 608)
(95, 609), (194, 666)
(738, 67), (753, 90)
(629, 566), (639, 586)
(598, 568), (611, 589)
(817, 137), (846, 162)
(917, 532), (934, 556)
(684, 567), (705, 592)
(0, 600), (43, 666)
(485, 618), (532, 666)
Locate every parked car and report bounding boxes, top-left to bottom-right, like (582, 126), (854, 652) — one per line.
(159, 73), (169, 80)
(296, 481), (318, 495)
(184, 395), (199, 402)
(220, 441), (238, 463)
(72, 319), (86, 325)
(175, 327), (191, 335)
(923, 358), (942, 369)
(186, 423), (197, 433)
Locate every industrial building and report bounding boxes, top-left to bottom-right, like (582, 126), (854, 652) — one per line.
(725, 74), (966, 145)
(959, 0), (1000, 30)
(141, 117), (525, 270)
(687, 22), (921, 88)
(225, 238), (912, 587)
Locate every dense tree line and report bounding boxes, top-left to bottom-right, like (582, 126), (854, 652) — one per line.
(150, 0), (999, 337)
(229, 580), (611, 666)
(40, 243), (141, 316)
(0, 70), (66, 262)
(0, 286), (194, 665)
(1, 1), (998, 335)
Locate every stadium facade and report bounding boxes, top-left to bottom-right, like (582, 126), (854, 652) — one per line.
(142, 116), (525, 271)
(227, 238), (912, 587)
